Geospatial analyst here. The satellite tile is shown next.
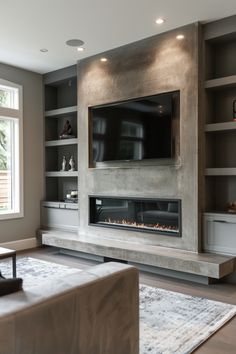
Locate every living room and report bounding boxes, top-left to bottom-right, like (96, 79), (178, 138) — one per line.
(1, 1), (236, 353)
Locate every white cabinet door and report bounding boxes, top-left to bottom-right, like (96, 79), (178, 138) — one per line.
(42, 206), (78, 231)
(204, 213), (236, 255)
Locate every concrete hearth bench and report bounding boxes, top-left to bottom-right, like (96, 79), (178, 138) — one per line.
(41, 230), (236, 281)
(0, 262), (139, 354)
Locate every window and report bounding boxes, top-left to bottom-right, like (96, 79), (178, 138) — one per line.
(0, 79), (23, 219)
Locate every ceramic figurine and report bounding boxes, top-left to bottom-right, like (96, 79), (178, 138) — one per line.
(61, 156), (66, 171)
(60, 120), (72, 139)
(69, 156), (75, 171)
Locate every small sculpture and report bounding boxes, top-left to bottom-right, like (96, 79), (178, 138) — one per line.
(69, 156), (75, 171)
(65, 190), (78, 201)
(61, 156), (66, 171)
(60, 120), (72, 139)
(228, 201), (236, 213)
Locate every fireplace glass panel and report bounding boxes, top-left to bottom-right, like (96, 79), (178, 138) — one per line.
(89, 197), (181, 236)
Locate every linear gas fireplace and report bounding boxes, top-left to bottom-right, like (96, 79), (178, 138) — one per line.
(89, 196), (181, 237)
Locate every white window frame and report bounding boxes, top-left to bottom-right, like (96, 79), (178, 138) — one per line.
(0, 78), (23, 220)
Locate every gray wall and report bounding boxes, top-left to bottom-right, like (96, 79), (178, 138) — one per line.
(78, 23), (200, 252)
(0, 62), (43, 242)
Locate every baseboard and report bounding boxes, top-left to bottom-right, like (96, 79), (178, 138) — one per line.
(0, 237), (38, 251)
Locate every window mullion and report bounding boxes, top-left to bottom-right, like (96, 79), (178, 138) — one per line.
(0, 107), (20, 119)
(11, 120), (15, 212)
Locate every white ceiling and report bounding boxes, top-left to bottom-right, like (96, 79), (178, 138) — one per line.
(1, 0), (236, 74)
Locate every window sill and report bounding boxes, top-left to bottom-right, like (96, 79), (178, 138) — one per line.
(0, 211), (24, 221)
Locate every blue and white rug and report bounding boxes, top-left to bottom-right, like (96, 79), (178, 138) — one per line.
(1, 257), (236, 354)
(139, 284), (236, 354)
(0, 256), (79, 288)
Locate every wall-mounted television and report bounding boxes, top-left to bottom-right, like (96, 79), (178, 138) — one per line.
(89, 91), (179, 165)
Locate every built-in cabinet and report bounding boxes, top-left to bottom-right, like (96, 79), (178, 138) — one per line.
(204, 212), (236, 254)
(203, 18), (236, 254)
(41, 65), (78, 231)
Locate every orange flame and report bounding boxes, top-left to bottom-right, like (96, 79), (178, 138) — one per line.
(103, 218), (178, 233)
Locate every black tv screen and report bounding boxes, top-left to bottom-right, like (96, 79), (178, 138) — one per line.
(90, 91), (178, 163)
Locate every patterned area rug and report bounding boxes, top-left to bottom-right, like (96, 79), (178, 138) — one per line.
(0, 257), (80, 288)
(1, 257), (236, 354)
(140, 285), (236, 354)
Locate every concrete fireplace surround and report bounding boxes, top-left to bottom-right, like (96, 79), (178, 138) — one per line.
(77, 23), (200, 252)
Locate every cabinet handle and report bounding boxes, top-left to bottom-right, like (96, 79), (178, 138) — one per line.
(44, 206), (58, 209)
(213, 220), (235, 224)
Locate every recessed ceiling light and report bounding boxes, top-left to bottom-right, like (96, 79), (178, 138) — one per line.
(100, 58), (108, 62)
(156, 18), (165, 25)
(40, 48), (48, 53)
(77, 47), (85, 52)
(176, 34), (185, 40)
(66, 39), (84, 47)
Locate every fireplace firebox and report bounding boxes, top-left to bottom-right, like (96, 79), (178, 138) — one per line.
(89, 196), (181, 237)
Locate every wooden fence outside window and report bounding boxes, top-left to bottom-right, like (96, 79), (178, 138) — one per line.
(0, 170), (10, 210)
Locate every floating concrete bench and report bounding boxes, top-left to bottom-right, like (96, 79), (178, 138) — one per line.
(41, 230), (236, 281)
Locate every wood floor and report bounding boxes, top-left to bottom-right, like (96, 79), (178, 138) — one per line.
(19, 246), (236, 354)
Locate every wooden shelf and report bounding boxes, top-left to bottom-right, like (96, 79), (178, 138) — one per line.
(45, 106), (77, 118)
(205, 121), (236, 132)
(205, 75), (236, 90)
(45, 138), (78, 147)
(45, 171), (78, 177)
(205, 168), (236, 176)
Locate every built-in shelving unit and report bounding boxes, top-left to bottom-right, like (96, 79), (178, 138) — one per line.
(203, 16), (236, 254)
(204, 23), (236, 212)
(41, 65), (78, 231)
